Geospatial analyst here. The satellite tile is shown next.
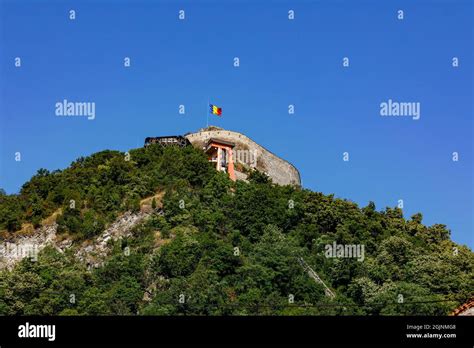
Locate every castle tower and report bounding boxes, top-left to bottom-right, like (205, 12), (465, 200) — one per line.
(205, 138), (236, 181)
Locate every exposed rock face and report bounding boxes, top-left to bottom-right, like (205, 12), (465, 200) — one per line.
(185, 127), (301, 186)
(0, 223), (62, 270)
(75, 210), (154, 267)
(0, 210), (155, 270)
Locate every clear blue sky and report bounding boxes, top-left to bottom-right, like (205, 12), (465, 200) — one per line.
(0, 0), (472, 248)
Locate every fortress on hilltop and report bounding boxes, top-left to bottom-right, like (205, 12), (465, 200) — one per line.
(145, 126), (301, 186)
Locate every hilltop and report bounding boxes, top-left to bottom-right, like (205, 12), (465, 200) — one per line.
(0, 142), (472, 315)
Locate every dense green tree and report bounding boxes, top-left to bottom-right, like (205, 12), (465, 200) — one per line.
(0, 143), (472, 316)
(154, 228), (202, 278)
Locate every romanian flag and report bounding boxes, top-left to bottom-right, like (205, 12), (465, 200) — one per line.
(209, 104), (222, 116)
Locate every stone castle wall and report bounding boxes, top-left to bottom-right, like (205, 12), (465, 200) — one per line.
(185, 128), (301, 186)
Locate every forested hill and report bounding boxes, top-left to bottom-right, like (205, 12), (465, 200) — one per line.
(0, 144), (472, 315)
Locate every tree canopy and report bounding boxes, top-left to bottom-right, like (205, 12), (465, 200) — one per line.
(0, 144), (472, 315)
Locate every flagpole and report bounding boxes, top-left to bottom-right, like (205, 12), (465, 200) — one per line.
(207, 97), (209, 128)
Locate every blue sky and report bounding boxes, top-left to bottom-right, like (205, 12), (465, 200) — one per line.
(0, 0), (472, 248)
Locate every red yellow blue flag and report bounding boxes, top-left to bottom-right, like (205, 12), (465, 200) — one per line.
(209, 104), (222, 116)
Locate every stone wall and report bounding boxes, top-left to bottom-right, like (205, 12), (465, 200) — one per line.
(185, 128), (301, 186)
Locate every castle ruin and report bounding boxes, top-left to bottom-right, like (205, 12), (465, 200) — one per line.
(145, 126), (301, 186)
